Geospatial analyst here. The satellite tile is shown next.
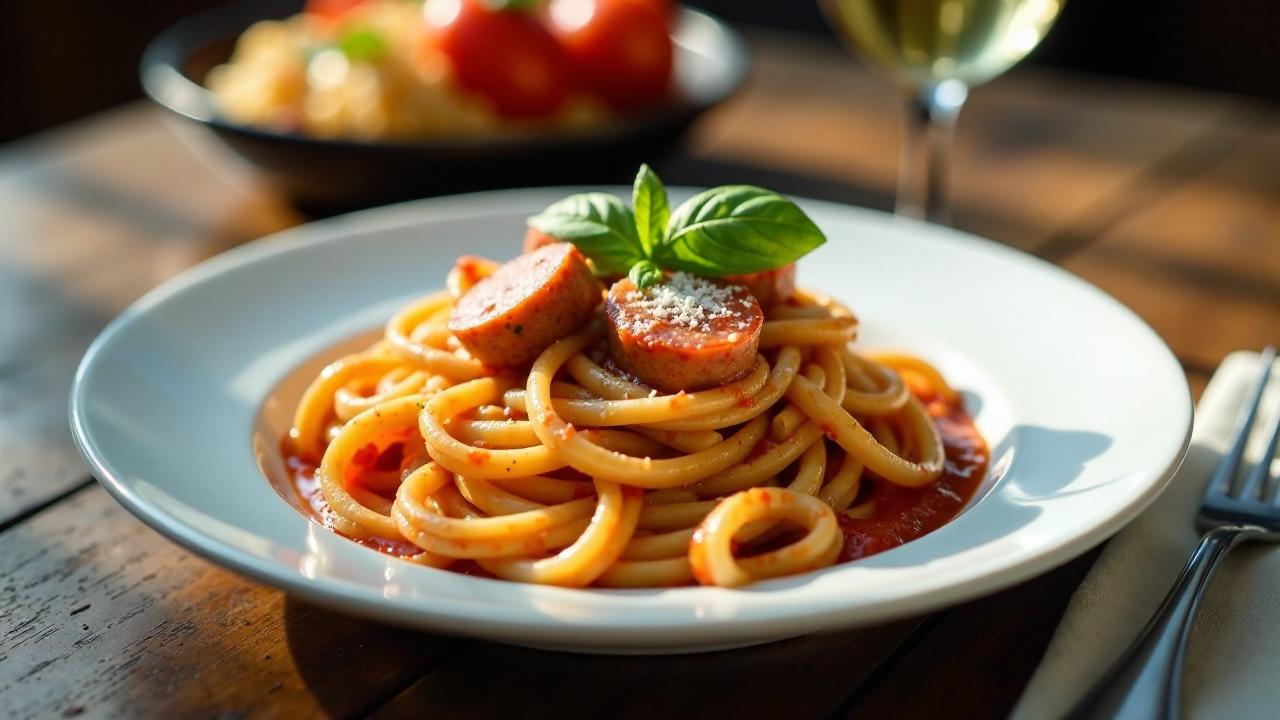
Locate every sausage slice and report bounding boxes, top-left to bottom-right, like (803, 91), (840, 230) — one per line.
(522, 227), (625, 283)
(725, 264), (796, 312)
(525, 226), (795, 310)
(522, 227), (560, 254)
(604, 273), (763, 393)
(449, 244), (603, 368)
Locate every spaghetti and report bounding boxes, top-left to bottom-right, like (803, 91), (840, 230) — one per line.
(283, 265), (987, 588)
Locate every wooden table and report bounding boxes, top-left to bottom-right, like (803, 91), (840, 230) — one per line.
(3, 32), (1277, 719)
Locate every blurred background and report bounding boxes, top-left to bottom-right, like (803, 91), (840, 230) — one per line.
(4, 0), (1278, 143)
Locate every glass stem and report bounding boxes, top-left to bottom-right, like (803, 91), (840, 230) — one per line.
(896, 80), (968, 225)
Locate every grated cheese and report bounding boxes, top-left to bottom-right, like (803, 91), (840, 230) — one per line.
(622, 272), (743, 333)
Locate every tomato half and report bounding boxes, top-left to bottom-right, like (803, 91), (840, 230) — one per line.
(546, 0), (674, 111)
(305, 0), (369, 21)
(426, 0), (572, 119)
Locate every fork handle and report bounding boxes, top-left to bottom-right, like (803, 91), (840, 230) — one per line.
(1066, 526), (1259, 720)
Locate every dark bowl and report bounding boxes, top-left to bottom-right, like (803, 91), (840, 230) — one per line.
(141, 0), (750, 214)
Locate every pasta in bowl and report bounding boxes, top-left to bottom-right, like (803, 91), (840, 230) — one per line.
(280, 166), (989, 588)
(206, 0), (654, 140)
(140, 0), (747, 210)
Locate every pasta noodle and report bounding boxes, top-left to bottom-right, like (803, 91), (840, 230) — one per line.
(285, 286), (984, 588)
(206, 4), (612, 140)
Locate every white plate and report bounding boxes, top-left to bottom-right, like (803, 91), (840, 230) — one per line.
(70, 188), (1192, 653)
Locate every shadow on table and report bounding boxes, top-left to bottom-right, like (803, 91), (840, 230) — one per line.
(282, 596), (463, 717)
(353, 617), (933, 718)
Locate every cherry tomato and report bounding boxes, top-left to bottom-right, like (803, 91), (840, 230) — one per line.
(546, 0), (674, 111)
(425, 0), (572, 119)
(627, 0), (677, 29)
(305, 0), (369, 21)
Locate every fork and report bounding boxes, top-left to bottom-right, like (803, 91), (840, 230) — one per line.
(1068, 346), (1280, 720)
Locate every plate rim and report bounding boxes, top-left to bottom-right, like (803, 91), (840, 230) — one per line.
(69, 187), (1194, 648)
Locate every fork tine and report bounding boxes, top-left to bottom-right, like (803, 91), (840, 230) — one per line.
(1209, 346), (1277, 498)
(1244, 354), (1280, 501)
(1241, 350), (1280, 500)
(1256, 404), (1280, 503)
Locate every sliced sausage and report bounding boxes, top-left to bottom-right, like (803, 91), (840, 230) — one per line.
(522, 227), (624, 282)
(604, 273), (763, 392)
(449, 243), (603, 368)
(446, 255), (500, 299)
(522, 227), (561, 254)
(724, 264), (796, 312)
(525, 225), (794, 311)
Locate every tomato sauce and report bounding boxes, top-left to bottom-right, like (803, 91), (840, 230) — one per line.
(835, 395), (988, 563)
(283, 391), (988, 574)
(289, 454), (496, 576)
(288, 454), (422, 557)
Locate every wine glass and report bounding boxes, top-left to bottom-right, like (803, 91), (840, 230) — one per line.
(821, 0), (1065, 224)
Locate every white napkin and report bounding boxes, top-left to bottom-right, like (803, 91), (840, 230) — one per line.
(1013, 351), (1280, 720)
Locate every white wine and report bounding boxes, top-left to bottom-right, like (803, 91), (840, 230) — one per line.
(820, 0), (1063, 223)
(822, 0), (1064, 87)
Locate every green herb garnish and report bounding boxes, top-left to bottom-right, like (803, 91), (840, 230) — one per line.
(337, 27), (388, 62)
(528, 193), (643, 276)
(631, 163), (669, 258)
(627, 259), (664, 289)
(481, 0), (542, 11)
(528, 165), (826, 289)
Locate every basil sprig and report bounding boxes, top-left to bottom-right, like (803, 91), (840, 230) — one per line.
(627, 259), (663, 289)
(527, 165), (825, 289)
(527, 193), (642, 276)
(337, 27), (388, 62)
(631, 164), (668, 258)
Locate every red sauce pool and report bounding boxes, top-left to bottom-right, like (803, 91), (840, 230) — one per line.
(283, 391), (988, 574)
(289, 455), (421, 557)
(288, 454), (494, 577)
(836, 396), (989, 562)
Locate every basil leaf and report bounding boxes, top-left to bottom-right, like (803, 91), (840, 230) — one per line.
(628, 259), (663, 289)
(528, 193), (644, 275)
(659, 186), (826, 276)
(338, 27), (388, 62)
(631, 164), (669, 257)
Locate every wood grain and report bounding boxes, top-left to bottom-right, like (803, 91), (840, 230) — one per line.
(361, 555), (1105, 718)
(837, 550), (1101, 718)
(1078, 124), (1280, 283)
(689, 32), (1248, 253)
(0, 486), (464, 720)
(371, 620), (923, 720)
(1063, 126), (1280, 369)
(0, 106), (299, 519)
(0, 352), (93, 526)
(0, 106), (298, 370)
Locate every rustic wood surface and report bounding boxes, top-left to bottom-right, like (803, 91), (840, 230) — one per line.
(1, 30), (1275, 719)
